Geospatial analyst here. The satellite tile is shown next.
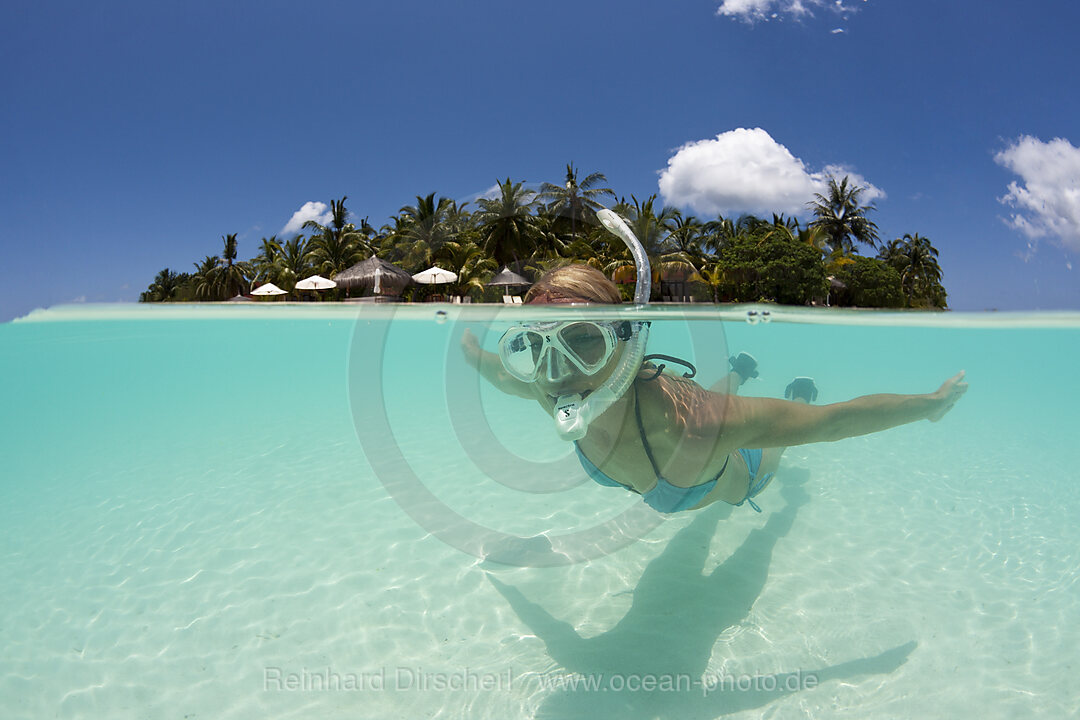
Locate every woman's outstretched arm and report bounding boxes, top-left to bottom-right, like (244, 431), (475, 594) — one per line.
(460, 328), (536, 399)
(718, 372), (968, 450)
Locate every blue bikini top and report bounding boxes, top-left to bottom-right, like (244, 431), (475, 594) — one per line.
(574, 442), (725, 513)
(573, 382), (730, 514)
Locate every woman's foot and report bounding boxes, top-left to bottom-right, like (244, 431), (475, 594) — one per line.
(784, 377), (817, 403)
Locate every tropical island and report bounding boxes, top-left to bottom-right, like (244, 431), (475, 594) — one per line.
(140, 166), (947, 309)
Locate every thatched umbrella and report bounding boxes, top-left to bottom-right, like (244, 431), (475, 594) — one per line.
(335, 257), (412, 297)
(485, 266), (531, 288)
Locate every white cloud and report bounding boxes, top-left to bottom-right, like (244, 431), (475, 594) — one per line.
(717, 0), (863, 23)
(657, 127), (883, 217)
(460, 183), (504, 205)
(280, 201), (332, 236)
(994, 135), (1080, 253)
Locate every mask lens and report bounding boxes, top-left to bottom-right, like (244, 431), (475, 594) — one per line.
(559, 322), (610, 369)
(502, 329), (546, 380)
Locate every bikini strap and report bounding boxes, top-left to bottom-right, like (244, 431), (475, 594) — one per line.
(632, 383), (664, 480)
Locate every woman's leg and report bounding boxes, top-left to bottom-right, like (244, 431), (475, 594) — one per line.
(707, 354), (814, 500)
(709, 352), (758, 396)
(709, 370), (746, 396)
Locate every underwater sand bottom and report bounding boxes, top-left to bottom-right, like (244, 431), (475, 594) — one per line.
(1, 421), (1078, 719)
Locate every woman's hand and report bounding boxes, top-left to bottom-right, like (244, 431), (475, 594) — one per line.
(928, 371), (968, 422)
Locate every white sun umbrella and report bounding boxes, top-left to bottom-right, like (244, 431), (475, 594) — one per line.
(250, 282), (288, 296)
(411, 266), (458, 284)
(294, 275), (337, 291)
(373, 267), (382, 295)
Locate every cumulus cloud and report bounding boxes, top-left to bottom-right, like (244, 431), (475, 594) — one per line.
(658, 127), (883, 217)
(994, 135), (1080, 253)
(280, 201), (332, 236)
(717, 0), (865, 23)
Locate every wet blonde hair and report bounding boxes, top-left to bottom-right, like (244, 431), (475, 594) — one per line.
(524, 264), (622, 304)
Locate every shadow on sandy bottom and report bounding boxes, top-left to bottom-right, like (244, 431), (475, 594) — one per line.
(489, 471), (915, 719)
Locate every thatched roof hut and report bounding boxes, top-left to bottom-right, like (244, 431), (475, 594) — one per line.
(335, 256), (413, 296)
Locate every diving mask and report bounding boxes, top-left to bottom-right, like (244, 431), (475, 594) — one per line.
(498, 320), (630, 384)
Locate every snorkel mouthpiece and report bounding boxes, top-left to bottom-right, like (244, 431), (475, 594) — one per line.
(550, 209), (651, 441)
(554, 393), (586, 439)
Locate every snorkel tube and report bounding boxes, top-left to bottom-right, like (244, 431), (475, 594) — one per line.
(552, 209), (651, 440)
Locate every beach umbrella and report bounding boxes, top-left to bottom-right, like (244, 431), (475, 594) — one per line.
(485, 266), (531, 288)
(251, 282), (288, 297)
(294, 275), (337, 291)
(373, 267), (382, 295)
(227, 294), (253, 302)
(412, 266), (458, 284)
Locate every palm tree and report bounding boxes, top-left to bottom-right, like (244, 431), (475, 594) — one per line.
(442, 200), (474, 243)
(877, 237), (908, 269)
(807, 176), (880, 254)
(876, 234), (946, 307)
(536, 163), (615, 242)
(141, 268), (185, 302)
(433, 240), (497, 299)
(699, 262), (729, 303)
(659, 210), (710, 299)
(529, 212), (570, 263)
(473, 178), (539, 268)
(274, 235), (314, 290)
(251, 236), (283, 285)
(218, 233), (251, 299)
(391, 192), (457, 271)
(898, 233), (944, 307)
(191, 255), (221, 300)
(664, 211), (709, 265)
(304, 196), (370, 278)
(620, 195), (678, 257)
(700, 215), (737, 257)
(797, 224), (832, 255)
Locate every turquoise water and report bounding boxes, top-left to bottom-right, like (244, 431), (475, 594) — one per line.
(2, 303), (1079, 719)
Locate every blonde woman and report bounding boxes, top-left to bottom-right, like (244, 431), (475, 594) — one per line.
(462, 265), (967, 514)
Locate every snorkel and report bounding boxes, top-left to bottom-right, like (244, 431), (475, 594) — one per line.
(552, 209), (651, 441)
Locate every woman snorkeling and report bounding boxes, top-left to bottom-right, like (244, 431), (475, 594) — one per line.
(461, 211), (968, 514)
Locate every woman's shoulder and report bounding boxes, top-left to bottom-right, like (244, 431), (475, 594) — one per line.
(635, 370), (730, 435)
(635, 369), (703, 412)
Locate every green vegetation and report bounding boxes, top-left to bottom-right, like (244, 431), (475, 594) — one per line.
(713, 224), (828, 305)
(140, 173), (948, 308)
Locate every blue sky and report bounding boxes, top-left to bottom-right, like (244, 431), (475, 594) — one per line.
(3, 0), (1079, 321)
